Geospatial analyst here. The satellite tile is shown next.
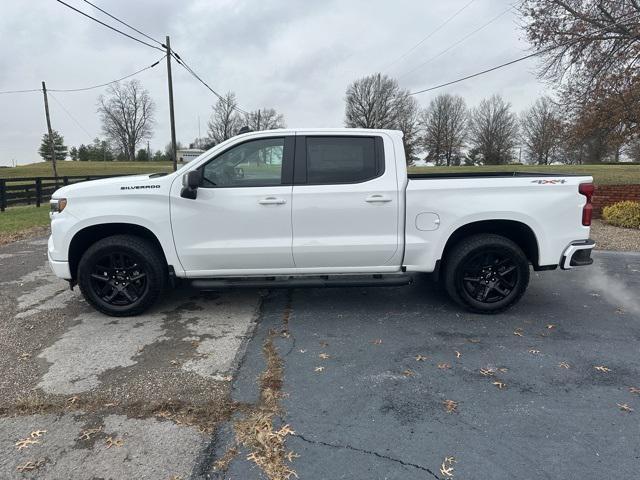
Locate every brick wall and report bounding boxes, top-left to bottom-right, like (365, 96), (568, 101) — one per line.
(593, 184), (640, 218)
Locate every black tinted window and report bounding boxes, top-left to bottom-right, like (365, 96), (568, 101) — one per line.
(306, 137), (378, 184)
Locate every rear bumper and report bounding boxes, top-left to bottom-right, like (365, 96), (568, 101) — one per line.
(561, 239), (595, 270)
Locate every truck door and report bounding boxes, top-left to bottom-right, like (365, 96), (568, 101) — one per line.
(170, 135), (295, 275)
(291, 134), (400, 269)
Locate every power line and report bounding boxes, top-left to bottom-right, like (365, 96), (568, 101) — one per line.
(48, 92), (94, 137)
(81, 0), (163, 47)
(49, 56), (165, 92)
(380, 0), (478, 74)
(398, 4), (516, 80)
(408, 49), (546, 96)
(170, 51), (251, 115)
(0, 57), (163, 96)
(0, 88), (41, 95)
(55, 0), (164, 52)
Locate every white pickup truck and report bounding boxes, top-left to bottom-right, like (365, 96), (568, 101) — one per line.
(48, 129), (595, 316)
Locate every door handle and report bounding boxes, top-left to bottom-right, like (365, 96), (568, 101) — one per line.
(259, 197), (287, 205)
(365, 194), (392, 203)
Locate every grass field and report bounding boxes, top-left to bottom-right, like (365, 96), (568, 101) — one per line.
(408, 164), (640, 185)
(2, 161), (639, 185)
(0, 206), (50, 244)
(0, 161), (174, 179)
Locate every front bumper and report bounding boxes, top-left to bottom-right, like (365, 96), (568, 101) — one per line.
(561, 239), (595, 270)
(48, 236), (72, 279)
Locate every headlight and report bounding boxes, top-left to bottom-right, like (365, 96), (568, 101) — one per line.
(50, 198), (67, 214)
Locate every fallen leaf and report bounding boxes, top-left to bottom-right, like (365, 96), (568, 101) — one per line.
(443, 400), (458, 414)
(546, 324), (556, 329)
(30, 430), (46, 438)
(615, 307), (624, 315)
(440, 456), (456, 477)
(402, 369), (415, 377)
(67, 396), (80, 405)
(558, 362), (570, 369)
(415, 355), (427, 361)
(285, 450), (299, 462)
(19, 352), (31, 360)
(513, 328), (524, 337)
(15, 438), (39, 450)
(318, 353), (330, 360)
(594, 365), (612, 373)
(370, 339), (383, 345)
(314, 366), (325, 373)
(498, 367), (508, 373)
(170, 360), (180, 366)
(219, 375), (232, 382)
(467, 338), (481, 344)
(528, 349), (541, 354)
(16, 459), (45, 472)
(190, 340), (200, 348)
(493, 380), (507, 389)
(438, 363), (451, 370)
(629, 386), (640, 395)
(79, 426), (102, 441)
(298, 349), (307, 354)
(276, 424), (296, 437)
(280, 330), (290, 338)
(617, 403), (634, 413)
(105, 437), (124, 449)
(455, 351), (461, 359)
(479, 368), (495, 377)
(319, 341), (329, 347)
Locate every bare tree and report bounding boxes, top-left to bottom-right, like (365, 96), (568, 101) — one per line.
(244, 108), (286, 131)
(98, 80), (155, 161)
(519, 0), (640, 141)
(207, 92), (242, 146)
(345, 73), (420, 163)
(469, 95), (519, 165)
(420, 94), (467, 166)
(345, 74), (403, 128)
(520, 96), (564, 164)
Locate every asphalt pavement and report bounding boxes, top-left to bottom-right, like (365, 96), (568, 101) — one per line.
(212, 250), (640, 480)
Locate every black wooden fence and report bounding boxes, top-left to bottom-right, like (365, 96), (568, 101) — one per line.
(0, 175), (123, 212)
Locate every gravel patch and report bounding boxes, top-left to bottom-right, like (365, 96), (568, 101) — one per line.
(590, 219), (640, 252)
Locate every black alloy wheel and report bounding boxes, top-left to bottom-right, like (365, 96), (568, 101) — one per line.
(444, 234), (530, 314)
(78, 235), (166, 316)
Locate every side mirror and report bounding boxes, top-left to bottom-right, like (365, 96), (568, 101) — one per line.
(181, 170), (201, 199)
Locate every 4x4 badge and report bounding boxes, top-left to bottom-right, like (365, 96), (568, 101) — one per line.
(531, 179), (567, 184)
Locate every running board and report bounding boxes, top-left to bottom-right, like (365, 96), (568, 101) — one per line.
(190, 274), (412, 290)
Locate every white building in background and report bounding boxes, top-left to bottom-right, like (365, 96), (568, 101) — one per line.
(177, 149), (205, 163)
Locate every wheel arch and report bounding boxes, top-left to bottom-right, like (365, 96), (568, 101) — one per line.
(68, 223), (168, 280)
(439, 220), (540, 272)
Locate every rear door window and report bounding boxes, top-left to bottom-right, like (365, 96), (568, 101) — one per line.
(305, 137), (380, 184)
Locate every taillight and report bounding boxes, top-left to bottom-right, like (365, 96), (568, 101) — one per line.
(579, 183), (594, 226)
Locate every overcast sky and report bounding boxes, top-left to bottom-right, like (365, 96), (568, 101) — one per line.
(0, 0), (550, 166)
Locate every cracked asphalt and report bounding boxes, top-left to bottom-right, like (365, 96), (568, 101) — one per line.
(212, 250), (640, 479)
(1, 235), (639, 479)
(0, 236), (261, 479)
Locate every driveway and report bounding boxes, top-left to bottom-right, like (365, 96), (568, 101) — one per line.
(212, 250), (640, 479)
(0, 237), (262, 479)
(1, 238), (639, 479)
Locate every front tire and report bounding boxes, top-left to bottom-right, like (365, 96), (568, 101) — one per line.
(77, 235), (166, 316)
(444, 234), (529, 314)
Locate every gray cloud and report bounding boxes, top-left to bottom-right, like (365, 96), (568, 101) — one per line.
(0, 0), (546, 165)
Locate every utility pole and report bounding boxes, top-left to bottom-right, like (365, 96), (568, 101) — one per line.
(165, 36), (178, 172)
(41, 81), (59, 180)
(257, 109), (261, 130)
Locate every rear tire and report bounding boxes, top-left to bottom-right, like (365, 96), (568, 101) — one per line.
(444, 234), (529, 314)
(77, 235), (166, 317)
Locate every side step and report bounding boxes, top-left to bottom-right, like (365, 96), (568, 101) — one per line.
(190, 274), (413, 290)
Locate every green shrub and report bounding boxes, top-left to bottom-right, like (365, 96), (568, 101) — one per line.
(602, 201), (640, 229)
